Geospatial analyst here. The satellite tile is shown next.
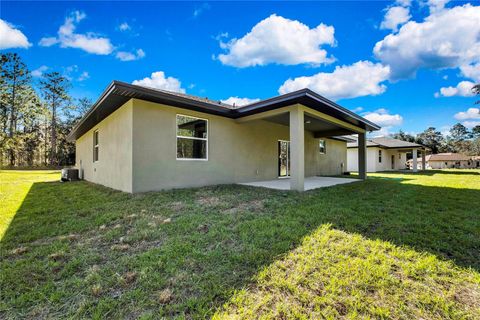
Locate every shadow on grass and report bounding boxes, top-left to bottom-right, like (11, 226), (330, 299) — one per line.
(1, 172), (479, 318)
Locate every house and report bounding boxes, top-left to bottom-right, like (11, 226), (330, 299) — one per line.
(347, 137), (428, 172)
(407, 153), (476, 169)
(67, 81), (380, 193)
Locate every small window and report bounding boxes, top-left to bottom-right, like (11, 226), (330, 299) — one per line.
(176, 114), (208, 160)
(378, 150), (382, 163)
(319, 140), (326, 154)
(93, 130), (99, 162)
(399, 154), (401, 159)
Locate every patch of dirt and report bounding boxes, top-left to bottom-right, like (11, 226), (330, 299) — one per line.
(111, 244), (130, 251)
(10, 247), (28, 255)
(224, 199), (265, 214)
(170, 201), (185, 212)
(454, 284), (480, 309)
(196, 196), (222, 207)
(158, 288), (173, 303)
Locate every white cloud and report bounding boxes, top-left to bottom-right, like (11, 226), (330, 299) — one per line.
(78, 71), (90, 81)
(427, 0), (450, 14)
(217, 14), (335, 67)
(435, 81), (475, 97)
(351, 107), (364, 113)
(454, 107), (480, 120)
(31, 65), (48, 77)
(132, 71), (185, 93)
(0, 19), (31, 49)
(278, 60), (390, 100)
(116, 49), (145, 61)
(380, 6), (411, 32)
(460, 63), (480, 82)
(193, 3), (210, 18)
(363, 108), (404, 127)
(374, 4), (480, 80)
(118, 22), (131, 31)
(396, 0), (412, 7)
(39, 11), (114, 55)
(462, 120), (480, 128)
(221, 97), (260, 107)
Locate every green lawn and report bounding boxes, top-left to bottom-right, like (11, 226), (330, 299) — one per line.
(1, 170), (479, 319)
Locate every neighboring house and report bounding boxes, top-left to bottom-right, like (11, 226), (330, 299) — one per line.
(67, 81), (379, 193)
(408, 153), (476, 169)
(473, 156), (480, 168)
(347, 137), (428, 172)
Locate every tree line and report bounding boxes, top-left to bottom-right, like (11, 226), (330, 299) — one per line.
(0, 53), (91, 167)
(391, 123), (480, 156)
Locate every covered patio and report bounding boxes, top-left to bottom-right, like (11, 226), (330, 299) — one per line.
(235, 90), (380, 191)
(239, 176), (360, 191)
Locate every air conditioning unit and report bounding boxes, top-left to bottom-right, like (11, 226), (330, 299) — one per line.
(61, 168), (79, 182)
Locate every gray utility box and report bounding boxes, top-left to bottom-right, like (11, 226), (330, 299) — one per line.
(61, 168), (79, 181)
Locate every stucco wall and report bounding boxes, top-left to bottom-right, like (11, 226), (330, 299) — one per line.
(131, 99), (347, 192)
(427, 160), (473, 169)
(347, 147), (408, 172)
(75, 100), (133, 192)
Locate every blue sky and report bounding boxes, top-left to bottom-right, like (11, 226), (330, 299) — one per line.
(1, 0), (479, 135)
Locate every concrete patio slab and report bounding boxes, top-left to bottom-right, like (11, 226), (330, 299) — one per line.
(239, 176), (360, 191)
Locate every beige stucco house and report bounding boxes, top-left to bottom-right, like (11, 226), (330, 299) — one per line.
(67, 81), (380, 193)
(408, 153), (477, 169)
(347, 137), (428, 172)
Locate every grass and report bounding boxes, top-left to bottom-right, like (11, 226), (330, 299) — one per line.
(0, 169), (479, 319)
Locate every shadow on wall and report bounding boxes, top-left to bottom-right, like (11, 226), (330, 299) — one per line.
(1, 170), (479, 318)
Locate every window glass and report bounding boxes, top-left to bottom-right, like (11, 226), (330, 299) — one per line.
(93, 130), (99, 162)
(176, 115), (208, 160)
(378, 150), (382, 163)
(319, 140), (326, 154)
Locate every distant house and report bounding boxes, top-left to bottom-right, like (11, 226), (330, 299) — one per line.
(347, 137), (428, 172)
(408, 153), (476, 169)
(67, 81), (380, 193)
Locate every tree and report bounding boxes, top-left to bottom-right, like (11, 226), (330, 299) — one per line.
(472, 125), (480, 138)
(417, 127), (444, 154)
(391, 130), (416, 143)
(39, 72), (71, 166)
(449, 123), (470, 141)
(0, 53), (32, 165)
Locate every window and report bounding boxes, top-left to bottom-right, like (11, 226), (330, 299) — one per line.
(378, 150), (382, 163)
(93, 130), (99, 162)
(319, 139), (326, 154)
(176, 114), (208, 160)
(399, 153), (401, 159)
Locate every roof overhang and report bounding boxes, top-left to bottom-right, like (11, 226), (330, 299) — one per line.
(67, 81), (381, 141)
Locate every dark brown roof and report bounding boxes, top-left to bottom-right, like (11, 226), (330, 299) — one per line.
(347, 137), (425, 149)
(67, 81), (380, 141)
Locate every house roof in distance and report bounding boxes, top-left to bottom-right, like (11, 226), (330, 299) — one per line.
(347, 136), (426, 149)
(67, 81), (380, 141)
(415, 153), (472, 162)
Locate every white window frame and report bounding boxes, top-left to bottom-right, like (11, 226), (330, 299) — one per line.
(319, 139), (326, 154)
(93, 129), (99, 163)
(176, 114), (208, 161)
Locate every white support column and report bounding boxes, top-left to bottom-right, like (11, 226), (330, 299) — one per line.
(290, 108), (304, 191)
(421, 150), (426, 171)
(412, 149), (418, 172)
(358, 132), (367, 180)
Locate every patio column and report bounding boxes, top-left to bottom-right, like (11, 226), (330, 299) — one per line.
(358, 132), (367, 180)
(421, 150), (426, 171)
(290, 108), (304, 191)
(412, 148), (418, 172)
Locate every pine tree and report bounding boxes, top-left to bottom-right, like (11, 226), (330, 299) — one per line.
(0, 53), (32, 165)
(39, 72), (71, 166)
